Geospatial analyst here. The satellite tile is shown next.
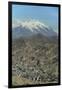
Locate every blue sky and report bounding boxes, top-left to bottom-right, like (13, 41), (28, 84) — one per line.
(12, 5), (58, 32)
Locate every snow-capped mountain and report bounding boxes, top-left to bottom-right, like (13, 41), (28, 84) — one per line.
(12, 19), (57, 39)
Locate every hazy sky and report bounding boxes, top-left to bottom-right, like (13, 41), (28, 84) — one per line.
(12, 5), (59, 32)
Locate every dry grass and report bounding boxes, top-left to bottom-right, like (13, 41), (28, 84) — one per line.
(12, 75), (58, 86)
(12, 75), (35, 86)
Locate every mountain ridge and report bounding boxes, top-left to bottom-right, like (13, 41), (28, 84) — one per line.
(12, 19), (57, 39)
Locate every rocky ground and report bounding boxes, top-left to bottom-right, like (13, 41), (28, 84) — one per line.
(12, 35), (59, 86)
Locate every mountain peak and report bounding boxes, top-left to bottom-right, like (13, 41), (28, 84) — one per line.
(12, 19), (57, 39)
(12, 19), (49, 32)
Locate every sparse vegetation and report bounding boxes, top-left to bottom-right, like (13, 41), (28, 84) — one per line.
(12, 34), (58, 85)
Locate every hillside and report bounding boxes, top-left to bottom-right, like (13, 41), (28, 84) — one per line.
(12, 34), (58, 85)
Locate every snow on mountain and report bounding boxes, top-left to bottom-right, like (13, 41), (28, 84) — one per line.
(12, 19), (57, 39)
